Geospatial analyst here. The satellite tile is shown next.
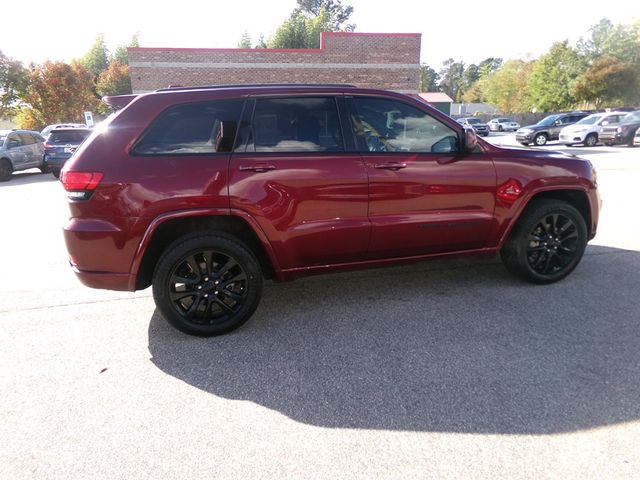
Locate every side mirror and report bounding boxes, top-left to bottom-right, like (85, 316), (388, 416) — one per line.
(554, 120), (561, 126)
(602, 121), (609, 126)
(462, 127), (478, 153)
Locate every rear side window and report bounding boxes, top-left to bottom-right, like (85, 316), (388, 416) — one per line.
(250, 97), (343, 152)
(134, 100), (244, 155)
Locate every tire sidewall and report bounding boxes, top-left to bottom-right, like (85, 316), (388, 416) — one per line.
(152, 234), (263, 336)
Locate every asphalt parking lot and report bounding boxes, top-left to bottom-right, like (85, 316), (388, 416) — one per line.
(1, 134), (639, 479)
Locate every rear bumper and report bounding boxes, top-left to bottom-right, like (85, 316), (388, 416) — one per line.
(70, 264), (134, 291)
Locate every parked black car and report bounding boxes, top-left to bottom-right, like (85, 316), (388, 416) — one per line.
(43, 128), (92, 177)
(457, 117), (490, 136)
(516, 112), (590, 146)
(599, 110), (640, 146)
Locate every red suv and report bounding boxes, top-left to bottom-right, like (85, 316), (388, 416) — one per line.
(61, 84), (600, 336)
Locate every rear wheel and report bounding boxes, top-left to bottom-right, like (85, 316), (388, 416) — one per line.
(534, 133), (548, 146)
(0, 158), (12, 182)
(152, 233), (263, 336)
(51, 169), (61, 179)
(584, 133), (597, 147)
(501, 199), (588, 284)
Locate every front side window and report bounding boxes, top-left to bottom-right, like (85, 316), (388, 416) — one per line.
(250, 97), (343, 153)
(351, 97), (459, 154)
(134, 100), (244, 155)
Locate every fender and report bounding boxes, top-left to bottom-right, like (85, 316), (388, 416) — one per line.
(495, 182), (594, 249)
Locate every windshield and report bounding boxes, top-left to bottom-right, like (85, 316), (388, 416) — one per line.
(577, 115), (600, 125)
(466, 118), (481, 125)
(536, 115), (561, 126)
(623, 111), (640, 122)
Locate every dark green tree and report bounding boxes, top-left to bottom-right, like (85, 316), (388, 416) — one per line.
(439, 59), (466, 102)
(297, 0), (355, 31)
(0, 51), (28, 118)
(269, 0), (355, 48)
(573, 55), (639, 108)
(419, 64), (440, 92)
(478, 57), (503, 77)
(82, 34), (110, 78)
(527, 41), (585, 111)
(238, 31), (252, 48)
(113, 33), (140, 65)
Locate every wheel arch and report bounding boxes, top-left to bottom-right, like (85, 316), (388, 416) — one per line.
(133, 212), (277, 290)
(500, 188), (593, 247)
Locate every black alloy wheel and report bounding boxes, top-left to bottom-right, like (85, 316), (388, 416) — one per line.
(501, 199), (587, 284)
(153, 234), (263, 336)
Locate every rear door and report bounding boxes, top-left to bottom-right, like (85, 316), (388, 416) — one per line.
(229, 96), (370, 269)
(347, 96), (497, 258)
(6, 133), (27, 168)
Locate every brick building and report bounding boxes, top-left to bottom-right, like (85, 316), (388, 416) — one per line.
(128, 32), (421, 94)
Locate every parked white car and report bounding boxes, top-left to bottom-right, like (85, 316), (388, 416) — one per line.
(635, 127), (640, 146)
(558, 112), (627, 146)
(487, 118), (520, 132)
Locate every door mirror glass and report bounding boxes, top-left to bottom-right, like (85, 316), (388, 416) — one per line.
(464, 127), (478, 153)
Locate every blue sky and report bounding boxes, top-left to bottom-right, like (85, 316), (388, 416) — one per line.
(1, 0), (637, 68)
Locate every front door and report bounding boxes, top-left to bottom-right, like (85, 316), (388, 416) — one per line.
(347, 96), (497, 259)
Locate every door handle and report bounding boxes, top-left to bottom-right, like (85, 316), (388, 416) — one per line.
(239, 164), (276, 173)
(374, 162), (407, 171)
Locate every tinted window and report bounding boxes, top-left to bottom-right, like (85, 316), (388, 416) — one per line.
(134, 100), (244, 155)
(18, 133), (36, 145)
(577, 115), (599, 125)
(48, 130), (91, 144)
(351, 97), (458, 153)
(251, 97), (343, 152)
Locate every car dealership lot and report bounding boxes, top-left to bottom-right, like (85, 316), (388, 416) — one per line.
(1, 137), (639, 479)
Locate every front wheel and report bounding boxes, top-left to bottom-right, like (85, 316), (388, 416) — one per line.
(0, 158), (12, 182)
(584, 133), (597, 147)
(501, 199), (588, 284)
(153, 233), (263, 336)
(534, 133), (548, 146)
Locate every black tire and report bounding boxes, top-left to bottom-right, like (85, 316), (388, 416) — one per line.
(501, 199), (588, 284)
(0, 158), (12, 182)
(519, 142), (530, 146)
(51, 169), (61, 179)
(152, 233), (263, 336)
(499, 125), (504, 132)
(533, 133), (548, 146)
(604, 142), (613, 146)
(584, 133), (597, 147)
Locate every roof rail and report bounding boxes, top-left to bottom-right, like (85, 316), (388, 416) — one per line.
(155, 83), (358, 92)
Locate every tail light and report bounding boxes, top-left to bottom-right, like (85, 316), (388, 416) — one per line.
(61, 171), (103, 200)
(43, 142), (54, 150)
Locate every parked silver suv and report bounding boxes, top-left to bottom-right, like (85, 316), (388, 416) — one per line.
(0, 130), (47, 181)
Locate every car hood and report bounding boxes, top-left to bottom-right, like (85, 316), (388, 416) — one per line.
(560, 124), (588, 133)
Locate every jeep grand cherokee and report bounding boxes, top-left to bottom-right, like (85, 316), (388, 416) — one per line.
(61, 84), (600, 336)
